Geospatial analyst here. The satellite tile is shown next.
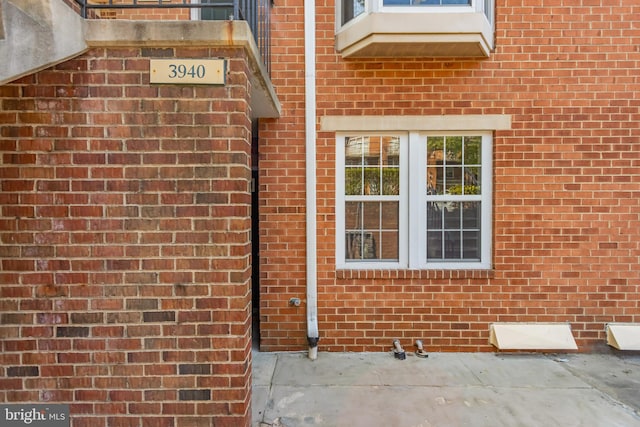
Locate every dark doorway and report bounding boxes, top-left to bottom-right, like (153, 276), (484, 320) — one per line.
(251, 120), (260, 350)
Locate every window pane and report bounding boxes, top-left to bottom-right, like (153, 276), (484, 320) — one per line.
(484, 0), (492, 23)
(346, 136), (401, 196)
(364, 136), (380, 165)
(343, 135), (401, 263)
(346, 231), (378, 260)
(464, 136), (481, 165)
(427, 202), (482, 262)
(427, 136), (445, 195)
(443, 202), (461, 229)
(384, 138), (400, 166)
(345, 136), (364, 164)
(428, 135), (483, 196)
(463, 166), (481, 194)
(444, 231), (461, 259)
(381, 201), (399, 229)
(426, 231), (442, 259)
(384, 0), (410, 5)
(382, 167), (399, 195)
(345, 167), (362, 195)
(462, 231), (481, 259)
(201, 0), (234, 20)
(380, 230), (399, 259)
(427, 136), (444, 159)
(345, 201), (361, 229)
(383, 0), (470, 5)
(362, 202), (380, 229)
(446, 136), (463, 163)
(426, 166), (442, 195)
(426, 201), (443, 229)
(343, 0), (365, 25)
(426, 132), (484, 263)
(462, 202), (481, 229)
(345, 201), (398, 261)
(445, 166), (463, 194)
(364, 168), (381, 195)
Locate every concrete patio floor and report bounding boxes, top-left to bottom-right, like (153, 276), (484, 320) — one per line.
(252, 351), (640, 427)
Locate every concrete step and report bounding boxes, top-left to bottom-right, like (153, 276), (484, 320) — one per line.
(0, 0), (86, 84)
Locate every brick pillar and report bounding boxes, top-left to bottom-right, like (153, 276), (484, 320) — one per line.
(0, 46), (253, 427)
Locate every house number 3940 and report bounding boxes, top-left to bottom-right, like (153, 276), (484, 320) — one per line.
(168, 64), (206, 79)
(150, 59), (226, 85)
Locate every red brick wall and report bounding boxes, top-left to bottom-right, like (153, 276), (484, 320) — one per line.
(259, 0), (640, 351)
(258, 0), (308, 349)
(0, 47), (254, 426)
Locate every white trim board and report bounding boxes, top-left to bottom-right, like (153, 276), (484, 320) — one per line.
(321, 115), (512, 132)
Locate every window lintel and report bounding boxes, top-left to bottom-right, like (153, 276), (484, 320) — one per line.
(322, 115), (512, 132)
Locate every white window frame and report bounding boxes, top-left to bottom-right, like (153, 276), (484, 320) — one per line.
(338, 0), (481, 29)
(411, 131), (493, 270)
(336, 134), (409, 270)
(378, 1), (474, 14)
(335, 129), (493, 270)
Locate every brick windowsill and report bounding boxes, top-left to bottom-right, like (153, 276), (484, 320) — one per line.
(335, 269), (494, 281)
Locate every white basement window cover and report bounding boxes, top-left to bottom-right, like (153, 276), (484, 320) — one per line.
(489, 323), (578, 350)
(606, 323), (640, 350)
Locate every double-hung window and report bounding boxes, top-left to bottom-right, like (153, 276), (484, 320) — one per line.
(336, 131), (493, 270)
(340, 135), (408, 266)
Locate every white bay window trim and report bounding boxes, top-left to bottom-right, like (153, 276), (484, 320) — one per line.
(335, 0), (495, 57)
(339, 0), (482, 28)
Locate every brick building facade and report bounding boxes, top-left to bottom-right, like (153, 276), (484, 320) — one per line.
(259, 0), (640, 353)
(1, 0), (639, 425)
(1, 2), (277, 425)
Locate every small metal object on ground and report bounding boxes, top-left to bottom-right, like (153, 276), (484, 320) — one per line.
(415, 340), (429, 358)
(393, 339), (406, 360)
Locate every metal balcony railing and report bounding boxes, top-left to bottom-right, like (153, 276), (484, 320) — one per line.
(73, 0), (271, 73)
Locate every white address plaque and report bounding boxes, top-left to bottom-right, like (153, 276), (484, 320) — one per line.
(150, 59), (226, 85)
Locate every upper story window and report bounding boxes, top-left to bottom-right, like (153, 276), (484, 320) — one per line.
(337, 0), (494, 57)
(342, 0), (365, 25)
(384, 0), (471, 7)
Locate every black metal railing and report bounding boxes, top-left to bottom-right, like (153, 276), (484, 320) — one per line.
(74, 0), (271, 72)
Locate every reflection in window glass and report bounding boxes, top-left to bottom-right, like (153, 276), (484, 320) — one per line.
(345, 201), (399, 260)
(344, 135), (401, 262)
(343, 0), (365, 25)
(426, 135), (481, 196)
(383, 0), (470, 6)
(200, 0), (235, 20)
(338, 131), (491, 269)
(345, 136), (401, 196)
(426, 201), (481, 261)
(426, 135), (482, 262)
